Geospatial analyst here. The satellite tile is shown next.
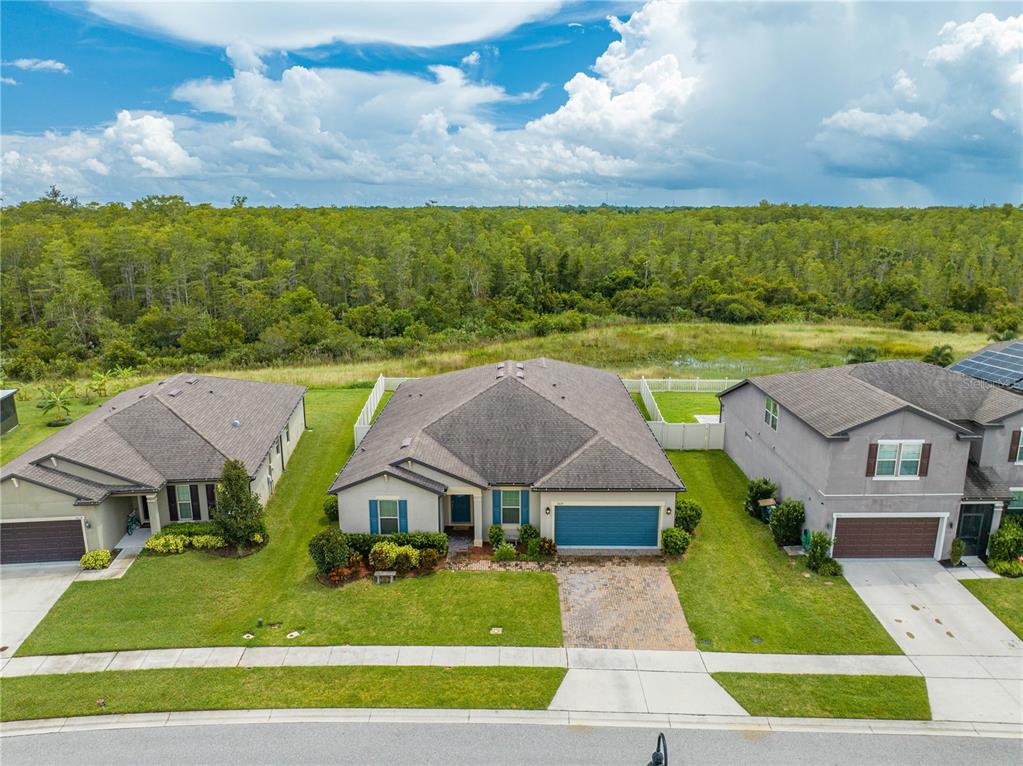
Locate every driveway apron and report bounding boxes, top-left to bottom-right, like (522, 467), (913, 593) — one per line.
(0, 562), (80, 658)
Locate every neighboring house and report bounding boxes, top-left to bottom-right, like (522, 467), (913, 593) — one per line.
(949, 340), (1023, 392)
(329, 359), (684, 550)
(719, 360), (1023, 560)
(0, 374), (306, 564)
(0, 389), (18, 435)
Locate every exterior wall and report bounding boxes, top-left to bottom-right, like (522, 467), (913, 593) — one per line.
(280, 400), (306, 468)
(250, 453), (274, 507)
(336, 475), (441, 534)
(154, 483), (218, 526)
(978, 412), (1023, 485)
(49, 458), (130, 486)
(535, 490), (676, 545)
(479, 488), (539, 541)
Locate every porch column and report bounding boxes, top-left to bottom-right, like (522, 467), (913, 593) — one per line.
(472, 489), (484, 547)
(147, 494), (161, 534)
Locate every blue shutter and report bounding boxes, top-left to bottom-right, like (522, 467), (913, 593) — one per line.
(492, 489), (502, 525)
(398, 500), (408, 533)
(369, 499), (379, 534)
(520, 490), (530, 525)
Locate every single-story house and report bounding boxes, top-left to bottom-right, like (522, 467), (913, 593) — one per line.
(329, 359), (684, 549)
(719, 360), (1023, 559)
(0, 389), (18, 435)
(0, 374), (306, 564)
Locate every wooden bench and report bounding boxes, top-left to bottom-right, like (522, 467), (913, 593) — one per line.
(374, 570), (396, 585)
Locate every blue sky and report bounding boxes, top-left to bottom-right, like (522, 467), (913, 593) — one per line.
(1, 1), (1020, 207)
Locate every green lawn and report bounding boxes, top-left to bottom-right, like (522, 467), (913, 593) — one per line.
(713, 673), (930, 720)
(0, 397), (106, 464)
(18, 388), (562, 655)
(668, 451), (900, 655)
(630, 392), (652, 420)
(962, 578), (1023, 639)
(371, 390), (392, 422)
(653, 392), (721, 422)
(0, 666), (566, 722)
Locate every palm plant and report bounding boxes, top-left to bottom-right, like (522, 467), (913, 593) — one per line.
(88, 370), (113, 398)
(845, 345), (879, 364)
(988, 329), (1018, 343)
(40, 385), (74, 425)
(923, 344), (955, 367)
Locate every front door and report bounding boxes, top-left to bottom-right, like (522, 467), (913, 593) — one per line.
(451, 495), (471, 524)
(956, 504), (994, 557)
(138, 495), (149, 524)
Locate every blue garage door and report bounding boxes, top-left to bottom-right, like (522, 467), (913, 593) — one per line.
(555, 506), (659, 548)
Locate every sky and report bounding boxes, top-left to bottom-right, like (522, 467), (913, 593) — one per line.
(1, 1), (1020, 207)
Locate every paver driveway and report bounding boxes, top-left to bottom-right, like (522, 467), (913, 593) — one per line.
(556, 559), (694, 650)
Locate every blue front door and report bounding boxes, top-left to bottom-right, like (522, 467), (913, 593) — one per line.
(451, 495), (471, 524)
(555, 506), (659, 548)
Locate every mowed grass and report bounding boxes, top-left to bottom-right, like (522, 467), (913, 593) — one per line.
(714, 673), (930, 720)
(0, 666), (566, 722)
(0, 397), (106, 464)
(962, 578), (1023, 639)
(668, 451), (900, 655)
(18, 388), (562, 655)
(653, 392), (721, 422)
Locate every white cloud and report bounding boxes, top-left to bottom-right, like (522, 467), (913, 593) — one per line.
(821, 108), (929, 140)
(231, 135), (281, 155)
(891, 69), (917, 100)
(103, 110), (201, 176)
(226, 41), (266, 74)
(6, 58), (70, 74)
(0, 76), (17, 85)
(461, 51), (481, 68)
(927, 13), (1022, 63)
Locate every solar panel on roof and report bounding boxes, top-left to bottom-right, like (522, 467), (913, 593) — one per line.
(950, 342), (1023, 391)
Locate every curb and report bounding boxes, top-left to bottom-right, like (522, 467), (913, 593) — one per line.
(1, 708), (1020, 740)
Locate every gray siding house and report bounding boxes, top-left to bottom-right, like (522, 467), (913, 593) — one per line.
(0, 375), (306, 563)
(719, 361), (1023, 559)
(330, 359), (684, 549)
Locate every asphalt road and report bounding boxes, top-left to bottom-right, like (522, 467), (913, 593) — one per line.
(2, 723), (1021, 765)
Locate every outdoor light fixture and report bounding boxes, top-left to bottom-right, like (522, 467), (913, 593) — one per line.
(84, 520), (92, 529)
(545, 507), (551, 515)
(666, 507), (672, 515)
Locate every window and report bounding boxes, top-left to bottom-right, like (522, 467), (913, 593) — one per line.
(764, 397), (779, 430)
(378, 499), (400, 534)
(1009, 490), (1023, 512)
(875, 441), (922, 477)
(501, 491), (520, 524)
(176, 484), (193, 520)
(1016, 440), (1023, 463)
(275, 437), (281, 455)
(285, 424), (290, 443)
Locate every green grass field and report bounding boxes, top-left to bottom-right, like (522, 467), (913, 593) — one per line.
(962, 578), (1023, 639)
(18, 388), (562, 655)
(0, 666), (567, 722)
(653, 392), (721, 422)
(0, 397), (106, 464)
(714, 673), (930, 720)
(668, 451), (900, 655)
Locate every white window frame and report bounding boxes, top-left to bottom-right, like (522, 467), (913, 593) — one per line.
(1016, 440), (1023, 465)
(285, 424), (291, 443)
(764, 397), (779, 431)
(377, 498), (400, 534)
(873, 439), (924, 481)
(1009, 488), (1023, 512)
(500, 491), (521, 525)
(176, 484), (194, 520)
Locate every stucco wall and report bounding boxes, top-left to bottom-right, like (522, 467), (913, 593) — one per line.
(336, 475), (442, 534)
(49, 458), (132, 486)
(280, 400), (306, 467)
(978, 412), (1023, 485)
(0, 479), (133, 551)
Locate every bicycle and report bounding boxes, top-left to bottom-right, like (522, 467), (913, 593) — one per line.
(126, 510), (140, 535)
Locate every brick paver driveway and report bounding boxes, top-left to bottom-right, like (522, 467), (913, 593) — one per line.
(556, 559), (695, 650)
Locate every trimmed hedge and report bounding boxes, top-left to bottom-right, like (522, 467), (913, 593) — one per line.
(190, 534), (227, 550)
(323, 496), (339, 523)
(488, 524), (505, 548)
(769, 499), (805, 546)
(308, 529), (356, 575)
(368, 541), (399, 570)
(493, 542), (517, 562)
(343, 531), (448, 558)
(144, 535), (186, 554)
(158, 522), (210, 538)
(519, 524), (540, 544)
(79, 549), (111, 570)
(674, 499), (703, 533)
(988, 518), (1023, 563)
(805, 531), (833, 572)
(662, 527), (692, 556)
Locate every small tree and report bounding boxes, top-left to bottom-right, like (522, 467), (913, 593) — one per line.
(212, 459), (267, 550)
(769, 499), (805, 546)
(846, 345), (879, 364)
(923, 344), (954, 367)
(745, 477), (777, 520)
(40, 384), (74, 425)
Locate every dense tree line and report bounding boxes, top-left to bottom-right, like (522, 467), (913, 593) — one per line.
(1, 191), (1020, 381)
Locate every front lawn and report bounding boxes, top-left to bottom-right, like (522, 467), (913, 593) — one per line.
(19, 388), (562, 655)
(653, 392), (721, 422)
(962, 578), (1023, 639)
(0, 666), (566, 721)
(668, 451), (900, 654)
(713, 673), (930, 720)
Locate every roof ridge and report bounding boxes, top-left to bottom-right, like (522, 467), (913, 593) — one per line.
(531, 433), (604, 487)
(123, 395), (232, 468)
(57, 420), (162, 485)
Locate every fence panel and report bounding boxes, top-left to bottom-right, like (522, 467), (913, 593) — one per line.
(639, 378), (663, 423)
(353, 374), (386, 446)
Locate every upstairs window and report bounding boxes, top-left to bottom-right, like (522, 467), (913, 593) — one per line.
(875, 441), (923, 477)
(501, 491), (521, 524)
(764, 397), (779, 430)
(1008, 490), (1023, 512)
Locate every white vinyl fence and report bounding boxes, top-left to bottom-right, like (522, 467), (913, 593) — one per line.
(629, 377), (727, 451)
(353, 374), (387, 447)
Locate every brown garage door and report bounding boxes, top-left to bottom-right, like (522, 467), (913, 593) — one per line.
(0, 520), (85, 564)
(833, 517), (939, 558)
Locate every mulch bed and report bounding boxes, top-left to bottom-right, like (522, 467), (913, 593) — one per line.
(315, 557), (447, 588)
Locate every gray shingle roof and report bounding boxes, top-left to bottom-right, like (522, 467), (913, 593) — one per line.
(1, 374), (305, 503)
(330, 359), (683, 494)
(962, 463), (1011, 500)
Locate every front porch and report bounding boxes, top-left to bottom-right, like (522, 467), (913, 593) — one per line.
(440, 488), (484, 546)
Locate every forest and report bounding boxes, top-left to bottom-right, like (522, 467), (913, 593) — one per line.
(1, 190), (1021, 382)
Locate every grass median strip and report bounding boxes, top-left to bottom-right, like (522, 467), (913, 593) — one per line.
(0, 666), (568, 722)
(713, 673), (930, 720)
(961, 578), (1023, 639)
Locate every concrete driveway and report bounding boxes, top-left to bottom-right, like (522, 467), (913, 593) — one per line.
(0, 562), (79, 658)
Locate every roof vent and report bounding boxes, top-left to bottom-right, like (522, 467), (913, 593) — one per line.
(186, 376), (199, 384)
(168, 389), (182, 397)
(515, 362), (524, 370)
(516, 371), (524, 379)
(400, 437), (412, 449)
(231, 419), (241, 428)
(496, 362), (505, 370)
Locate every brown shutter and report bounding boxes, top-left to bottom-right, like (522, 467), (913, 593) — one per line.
(167, 486), (178, 521)
(189, 485), (201, 521)
(206, 484), (217, 514)
(866, 443), (878, 477)
(1010, 430), (1021, 463)
(919, 443), (931, 476)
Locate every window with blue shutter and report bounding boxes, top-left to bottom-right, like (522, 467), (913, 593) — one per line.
(369, 499), (379, 534)
(520, 490), (530, 525)
(492, 489), (502, 526)
(398, 500), (408, 533)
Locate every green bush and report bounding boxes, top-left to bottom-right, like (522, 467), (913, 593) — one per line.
(79, 549), (111, 570)
(950, 537), (965, 566)
(144, 534), (186, 554)
(323, 496), (339, 523)
(493, 542), (517, 562)
(212, 459), (268, 549)
(988, 521), (1023, 562)
(805, 531), (833, 572)
(769, 499), (805, 546)
(538, 537), (557, 556)
(158, 522), (209, 538)
(418, 548), (442, 571)
(745, 477), (777, 521)
(344, 533), (378, 559)
(817, 557), (843, 577)
(519, 523), (540, 544)
(392, 545), (420, 574)
(389, 531), (449, 555)
(488, 524), (505, 548)
(190, 534), (227, 550)
(674, 499), (703, 533)
(990, 558), (1023, 577)
(368, 541), (399, 570)
(526, 538), (541, 559)
(308, 528), (356, 575)
(662, 527), (692, 556)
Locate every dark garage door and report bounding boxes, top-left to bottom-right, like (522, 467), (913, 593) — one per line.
(555, 506), (659, 548)
(0, 520), (85, 564)
(833, 517), (939, 558)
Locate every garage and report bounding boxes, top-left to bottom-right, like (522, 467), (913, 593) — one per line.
(555, 505), (660, 548)
(0, 520), (86, 564)
(832, 516), (940, 558)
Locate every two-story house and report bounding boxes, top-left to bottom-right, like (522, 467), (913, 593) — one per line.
(718, 360), (1023, 560)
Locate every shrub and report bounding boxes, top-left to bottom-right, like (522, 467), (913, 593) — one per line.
(950, 537), (965, 566)
(769, 499), (805, 546)
(519, 523), (540, 544)
(323, 496), (339, 523)
(488, 524), (505, 548)
(674, 499), (703, 533)
(745, 477), (777, 520)
(988, 521), (1023, 563)
(662, 527), (692, 556)
(817, 557), (843, 577)
(805, 531), (833, 572)
(390, 531), (449, 555)
(526, 538), (541, 559)
(80, 549), (111, 570)
(144, 534), (186, 554)
(158, 522), (209, 538)
(392, 545), (420, 574)
(418, 548), (442, 571)
(212, 459), (268, 549)
(538, 536), (557, 556)
(250, 532), (265, 545)
(990, 558), (1023, 578)
(190, 534), (227, 550)
(344, 533), (378, 559)
(368, 540), (399, 570)
(308, 529), (356, 575)
(493, 542), (517, 562)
